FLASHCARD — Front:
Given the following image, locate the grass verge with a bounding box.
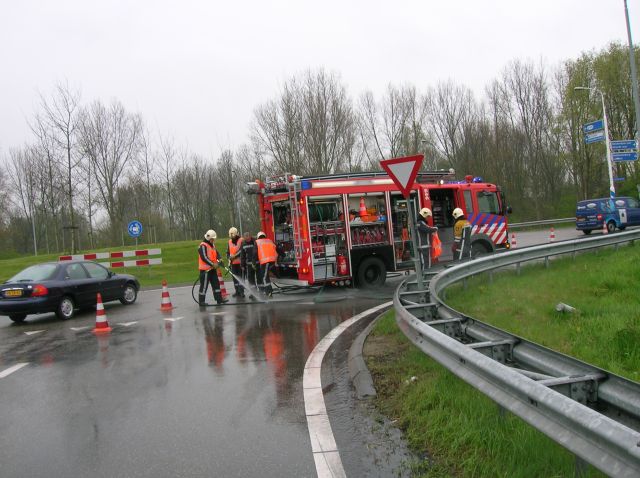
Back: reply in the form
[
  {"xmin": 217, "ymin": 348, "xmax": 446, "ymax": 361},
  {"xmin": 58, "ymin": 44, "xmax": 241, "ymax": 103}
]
[{"xmin": 365, "ymin": 244, "xmax": 639, "ymax": 476}]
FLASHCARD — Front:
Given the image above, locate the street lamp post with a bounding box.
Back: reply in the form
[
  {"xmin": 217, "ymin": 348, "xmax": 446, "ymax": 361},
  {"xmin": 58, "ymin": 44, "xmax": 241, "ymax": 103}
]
[
  {"xmin": 575, "ymin": 86, "xmax": 616, "ymax": 200},
  {"xmin": 624, "ymin": 0, "xmax": 640, "ymax": 145}
]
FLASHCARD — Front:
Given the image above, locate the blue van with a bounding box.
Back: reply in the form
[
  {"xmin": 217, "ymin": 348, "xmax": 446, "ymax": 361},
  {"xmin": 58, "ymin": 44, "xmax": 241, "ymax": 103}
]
[{"xmin": 576, "ymin": 197, "xmax": 640, "ymax": 234}]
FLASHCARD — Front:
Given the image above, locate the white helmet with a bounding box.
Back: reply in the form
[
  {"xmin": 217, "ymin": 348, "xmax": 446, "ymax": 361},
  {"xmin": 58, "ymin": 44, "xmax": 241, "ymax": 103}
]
[
  {"xmin": 256, "ymin": 231, "xmax": 266, "ymax": 239},
  {"xmin": 452, "ymin": 208, "xmax": 464, "ymax": 219},
  {"xmin": 204, "ymin": 229, "xmax": 217, "ymax": 240},
  {"xmin": 419, "ymin": 208, "xmax": 432, "ymax": 218},
  {"xmin": 228, "ymin": 227, "xmax": 238, "ymax": 237}
]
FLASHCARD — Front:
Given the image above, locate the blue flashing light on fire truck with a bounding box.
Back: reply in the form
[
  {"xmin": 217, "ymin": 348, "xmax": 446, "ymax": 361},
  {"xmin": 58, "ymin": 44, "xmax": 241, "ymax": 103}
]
[{"xmin": 246, "ymin": 161, "xmax": 511, "ymax": 288}]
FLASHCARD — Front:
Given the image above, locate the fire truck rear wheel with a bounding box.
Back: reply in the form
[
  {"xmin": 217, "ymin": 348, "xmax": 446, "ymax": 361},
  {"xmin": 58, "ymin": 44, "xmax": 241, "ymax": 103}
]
[{"xmin": 357, "ymin": 257, "xmax": 386, "ymax": 288}]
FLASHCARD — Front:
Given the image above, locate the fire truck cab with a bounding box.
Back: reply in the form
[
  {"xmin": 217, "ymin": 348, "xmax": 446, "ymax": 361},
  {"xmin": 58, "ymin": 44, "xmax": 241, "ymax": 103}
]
[{"xmin": 246, "ymin": 167, "xmax": 510, "ymax": 288}]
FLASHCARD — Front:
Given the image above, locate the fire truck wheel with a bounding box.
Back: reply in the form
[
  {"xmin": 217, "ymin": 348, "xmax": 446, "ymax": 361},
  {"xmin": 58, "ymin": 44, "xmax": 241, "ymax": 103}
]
[
  {"xmin": 357, "ymin": 256, "xmax": 386, "ymax": 288},
  {"xmin": 470, "ymin": 241, "xmax": 491, "ymax": 258}
]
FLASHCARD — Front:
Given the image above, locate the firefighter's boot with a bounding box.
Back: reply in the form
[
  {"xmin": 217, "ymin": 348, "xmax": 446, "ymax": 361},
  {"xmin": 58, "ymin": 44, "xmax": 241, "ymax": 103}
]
[
  {"xmin": 214, "ymin": 292, "xmax": 228, "ymax": 305},
  {"xmin": 198, "ymin": 293, "xmax": 207, "ymax": 307}
]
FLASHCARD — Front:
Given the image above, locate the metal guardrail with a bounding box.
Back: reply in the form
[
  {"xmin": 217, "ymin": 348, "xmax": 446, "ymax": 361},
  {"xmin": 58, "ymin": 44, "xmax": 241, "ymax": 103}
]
[
  {"xmin": 394, "ymin": 229, "xmax": 640, "ymax": 477},
  {"xmin": 509, "ymin": 217, "xmax": 575, "ymax": 229}
]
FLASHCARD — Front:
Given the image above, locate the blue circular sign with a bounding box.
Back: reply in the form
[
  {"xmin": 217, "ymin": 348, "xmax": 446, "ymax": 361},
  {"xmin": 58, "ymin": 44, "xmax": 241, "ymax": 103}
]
[{"xmin": 128, "ymin": 220, "xmax": 143, "ymax": 238}]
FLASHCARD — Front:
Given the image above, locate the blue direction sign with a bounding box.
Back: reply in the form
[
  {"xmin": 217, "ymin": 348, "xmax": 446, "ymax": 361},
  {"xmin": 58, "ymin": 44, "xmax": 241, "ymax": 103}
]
[
  {"xmin": 612, "ymin": 151, "xmax": 638, "ymax": 162},
  {"xmin": 583, "ymin": 119, "xmax": 604, "ymax": 134},
  {"xmin": 127, "ymin": 220, "xmax": 143, "ymax": 238},
  {"xmin": 585, "ymin": 130, "xmax": 605, "ymax": 144},
  {"xmin": 611, "ymin": 140, "xmax": 637, "ymax": 151}
]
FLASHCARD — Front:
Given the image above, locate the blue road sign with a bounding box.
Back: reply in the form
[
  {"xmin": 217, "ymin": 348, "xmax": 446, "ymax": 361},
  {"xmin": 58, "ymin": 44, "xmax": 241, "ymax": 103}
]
[
  {"xmin": 611, "ymin": 139, "xmax": 637, "ymax": 151},
  {"xmin": 583, "ymin": 119, "xmax": 604, "ymax": 133},
  {"xmin": 612, "ymin": 151, "xmax": 638, "ymax": 162},
  {"xmin": 584, "ymin": 130, "xmax": 605, "ymax": 144},
  {"xmin": 127, "ymin": 220, "xmax": 143, "ymax": 238},
  {"xmin": 614, "ymin": 177, "xmax": 626, "ymax": 182}
]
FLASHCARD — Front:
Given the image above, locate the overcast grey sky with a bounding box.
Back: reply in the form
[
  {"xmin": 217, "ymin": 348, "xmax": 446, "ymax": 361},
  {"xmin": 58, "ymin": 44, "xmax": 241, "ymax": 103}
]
[{"xmin": 1, "ymin": 0, "xmax": 638, "ymax": 159}]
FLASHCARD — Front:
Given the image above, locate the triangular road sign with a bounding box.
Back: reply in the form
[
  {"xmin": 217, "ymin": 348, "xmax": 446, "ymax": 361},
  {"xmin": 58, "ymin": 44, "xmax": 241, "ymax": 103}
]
[{"xmin": 380, "ymin": 154, "xmax": 424, "ymax": 199}]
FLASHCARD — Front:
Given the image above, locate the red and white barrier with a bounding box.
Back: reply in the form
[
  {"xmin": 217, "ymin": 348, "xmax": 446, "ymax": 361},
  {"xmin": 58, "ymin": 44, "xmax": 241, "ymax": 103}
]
[{"xmin": 59, "ymin": 249, "xmax": 162, "ymax": 268}]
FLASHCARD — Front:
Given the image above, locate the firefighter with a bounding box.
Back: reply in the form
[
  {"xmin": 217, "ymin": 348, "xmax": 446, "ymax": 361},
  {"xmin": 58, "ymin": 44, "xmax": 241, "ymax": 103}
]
[
  {"xmin": 226, "ymin": 227, "xmax": 244, "ymax": 298},
  {"xmin": 417, "ymin": 208, "xmax": 438, "ymax": 269},
  {"xmin": 255, "ymin": 231, "xmax": 277, "ymax": 298},
  {"xmin": 198, "ymin": 229, "xmax": 228, "ymax": 306},
  {"xmin": 241, "ymin": 231, "xmax": 258, "ymax": 293},
  {"xmin": 452, "ymin": 208, "xmax": 471, "ymax": 260}
]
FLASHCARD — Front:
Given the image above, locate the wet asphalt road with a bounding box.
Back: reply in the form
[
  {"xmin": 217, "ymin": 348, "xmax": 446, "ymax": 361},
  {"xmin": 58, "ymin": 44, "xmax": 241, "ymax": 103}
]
[
  {"xmin": 0, "ymin": 227, "xmax": 595, "ymax": 477},
  {"xmin": 0, "ymin": 279, "xmax": 399, "ymax": 478}
]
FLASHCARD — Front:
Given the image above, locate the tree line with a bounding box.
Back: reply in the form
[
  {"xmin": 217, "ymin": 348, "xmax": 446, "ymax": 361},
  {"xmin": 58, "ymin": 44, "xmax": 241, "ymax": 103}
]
[{"xmin": 1, "ymin": 42, "xmax": 638, "ymax": 257}]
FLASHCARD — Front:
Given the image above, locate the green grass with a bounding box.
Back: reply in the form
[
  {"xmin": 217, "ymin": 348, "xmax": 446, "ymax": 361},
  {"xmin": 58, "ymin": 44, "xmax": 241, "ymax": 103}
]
[
  {"xmin": 0, "ymin": 239, "xmax": 233, "ymax": 288},
  {"xmin": 366, "ymin": 311, "xmax": 606, "ymax": 477},
  {"xmin": 446, "ymin": 243, "xmax": 640, "ymax": 381},
  {"xmin": 366, "ymin": 245, "xmax": 639, "ymax": 476}
]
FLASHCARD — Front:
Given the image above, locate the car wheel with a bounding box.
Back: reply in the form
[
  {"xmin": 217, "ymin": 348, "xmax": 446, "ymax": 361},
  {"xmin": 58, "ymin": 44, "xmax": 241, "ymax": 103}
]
[
  {"xmin": 120, "ymin": 283, "xmax": 138, "ymax": 305},
  {"xmin": 582, "ymin": 230, "xmax": 592, "ymax": 235},
  {"xmin": 56, "ymin": 296, "xmax": 75, "ymax": 320},
  {"xmin": 607, "ymin": 221, "xmax": 616, "ymax": 234},
  {"xmin": 9, "ymin": 314, "xmax": 26, "ymax": 323},
  {"xmin": 357, "ymin": 256, "xmax": 386, "ymax": 288}
]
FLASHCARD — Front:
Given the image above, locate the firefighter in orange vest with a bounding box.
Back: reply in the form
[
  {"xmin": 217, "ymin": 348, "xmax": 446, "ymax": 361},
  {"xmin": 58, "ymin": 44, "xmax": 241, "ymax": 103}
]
[
  {"xmin": 198, "ymin": 229, "xmax": 228, "ymax": 306},
  {"xmin": 255, "ymin": 231, "xmax": 277, "ymax": 298},
  {"xmin": 226, "ymin": 227, "xmax": 244, "ymax": 298}
]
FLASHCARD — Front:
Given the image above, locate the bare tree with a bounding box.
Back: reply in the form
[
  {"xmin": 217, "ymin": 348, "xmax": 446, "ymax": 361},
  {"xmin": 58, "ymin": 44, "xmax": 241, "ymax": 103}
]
[
  {"xmin": 37, "ymin": 82, "xmax": 82, "ymax": 253},
  {"xmin": 425, "ymin": 80, "xmax": 476, "ymax": 169},
  {"xmin": 8, "ymin": 147, "xmax": 39, "ymax": 255},
  {"xmin": 79, "ymin": 100, "xmax": 143, "ymax": 241}
]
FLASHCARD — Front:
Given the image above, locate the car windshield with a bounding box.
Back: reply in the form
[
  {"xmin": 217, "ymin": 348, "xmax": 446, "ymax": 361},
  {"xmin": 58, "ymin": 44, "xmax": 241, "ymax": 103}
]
[{"xmin": 8, "ymin": 264, "xmax": 58, "ymax": 282}]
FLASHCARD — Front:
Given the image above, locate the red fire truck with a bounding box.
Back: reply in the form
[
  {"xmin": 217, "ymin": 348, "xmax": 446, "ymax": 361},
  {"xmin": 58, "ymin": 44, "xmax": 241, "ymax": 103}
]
[{"xmin": 246, "ymin": 163, "xmax": 511, "ymax": 287}]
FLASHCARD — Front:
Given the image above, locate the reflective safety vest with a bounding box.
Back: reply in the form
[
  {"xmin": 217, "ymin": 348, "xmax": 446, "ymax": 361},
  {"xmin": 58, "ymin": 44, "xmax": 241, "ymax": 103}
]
[
  {"xmin": 198, "ymin": 241, "xmax": 218, "ymax": 270},
  {"xmin": 228, "ymin": 238, "xmax": 243, "ymax": 265},
  {"xmin": 256, "ymin": 238, "xmax": 277, "ymax": 264}
]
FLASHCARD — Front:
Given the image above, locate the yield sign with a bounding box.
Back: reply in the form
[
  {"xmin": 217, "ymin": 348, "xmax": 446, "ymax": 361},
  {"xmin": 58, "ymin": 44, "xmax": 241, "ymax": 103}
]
[{"xmin": 380, "ymin": 154, "xmax": 424, "ymax": 199}]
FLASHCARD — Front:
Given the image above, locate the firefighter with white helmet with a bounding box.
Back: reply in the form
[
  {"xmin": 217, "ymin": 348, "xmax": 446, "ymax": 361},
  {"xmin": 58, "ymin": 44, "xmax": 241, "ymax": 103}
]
[
  {"xmin": 197, "ymin": 229, "xmax": 228, "ymax": 306},
  {"xmin": 226, "ymin": 226, "xmax": 245, "ymax": 298},
  {"xmin": 417, "ymin": 208, "xmax": 439, "ymax": 269},
  {"xmin": 255, "ymin": 231, "xmax": 277, "ymax": 297},
  {"xmin": 452, "ymin": 208, "xmax": 471, "ymax": 260}
]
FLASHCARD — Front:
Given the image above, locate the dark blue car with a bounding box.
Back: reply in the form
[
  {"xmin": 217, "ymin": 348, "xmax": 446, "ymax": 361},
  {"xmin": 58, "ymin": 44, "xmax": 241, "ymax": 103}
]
[
  {"xmin": 0, "ymin": 261, "xmax": 139, "ymax": 323},
  {"xmin": 576, "ymin": 196, "xmax": 640, "ymax": 234}
]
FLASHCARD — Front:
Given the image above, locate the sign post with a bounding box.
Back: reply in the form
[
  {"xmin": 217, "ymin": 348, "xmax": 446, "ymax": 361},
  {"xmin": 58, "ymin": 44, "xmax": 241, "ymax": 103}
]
[
  {"xmin": 380, "ymin": 154, "xmax": 425, "ymax": 293},
  {"xmin": 128, "ymin": 220, "xmax": 143, "ymax": 247}
]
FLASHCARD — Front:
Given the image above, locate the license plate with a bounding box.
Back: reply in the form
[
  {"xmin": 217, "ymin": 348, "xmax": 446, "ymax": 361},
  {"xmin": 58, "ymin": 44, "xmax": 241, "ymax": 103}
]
[
  {"xmin": 577, "ymin": 218, "xmax": 585, "ymax": 222},
  {"xmin": 5, "ymin": 290, "xmax": 23, "ymax": 297}
]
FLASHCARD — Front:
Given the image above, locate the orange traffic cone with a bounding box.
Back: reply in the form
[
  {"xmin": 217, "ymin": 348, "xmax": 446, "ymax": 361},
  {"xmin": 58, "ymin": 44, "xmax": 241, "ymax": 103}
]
[
  {"xmin": 359, "ymin": 197, "xmax": 367, "ymax": 217},
  {"xmin": 511, "ymin": 233, "xmax": 517, "ymax": 249},
  {"xmin": 93, "ymin": 293, "xmax": 112, "ymax": 333},
  {"xmin": 602, "ymin": 222, "xmax": 608, "ymax": 235},
  {"xmin": 549, "ymin": 227, "xmax": 555, "ymax": 243},
  {"xmin": 217, "ymin": 268, "xmax": 229, "ymax": 300},
  {"xmin": 160, "ymin": 279, "xmax": 174, "ymax": 311}
]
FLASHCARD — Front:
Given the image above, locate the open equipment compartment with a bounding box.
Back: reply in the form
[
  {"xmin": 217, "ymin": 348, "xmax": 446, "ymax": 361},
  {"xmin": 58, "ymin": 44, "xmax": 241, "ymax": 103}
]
[{"xmin": 308, "ymin": 198, "xmax": 346, "ymax": 280}]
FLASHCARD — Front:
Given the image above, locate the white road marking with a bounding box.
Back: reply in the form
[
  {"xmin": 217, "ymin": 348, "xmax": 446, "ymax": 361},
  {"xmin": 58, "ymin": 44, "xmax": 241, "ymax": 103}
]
[
  {"xmin": 117, "ymin": 321, "xmax": 138, "ymax": 327},
  {"xmin": 24, "ymin": 330, "xmax": 45, "ymax": 336},
  {"xmin": 0, "ymin": 362, "xmax": 29, "ymax": 378},
  {"xmin": 303, "ymin": 301, "xmax": 392, "ymax": 478},
  {"xmin": 209, "ymin": 312, "xmax": 226, "ymax": 316},
  {"xmin": 164, "ymin": 316, "xmax": 184, "ymax": 322},
  {"xmin": 70, "ymin": 326, "xmax": 91, "ymax": 331}
]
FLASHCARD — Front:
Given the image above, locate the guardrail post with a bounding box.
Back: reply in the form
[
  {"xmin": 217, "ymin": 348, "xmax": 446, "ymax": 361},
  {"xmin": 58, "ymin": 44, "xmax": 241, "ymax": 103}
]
[
  {"xmin": 488, "ymin": 271, "xmax": 494, "ymax": 284},
  {"xmin": 516, "ymin": 263, "xmax": 521, "ymax": 276},
  {"xmin": 463, "ymin": 278, "xmax": 468, "ymax": 290},
  {"xmin": 544, "ymin": 257, "xmax": 549, "ymax": 269}
]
